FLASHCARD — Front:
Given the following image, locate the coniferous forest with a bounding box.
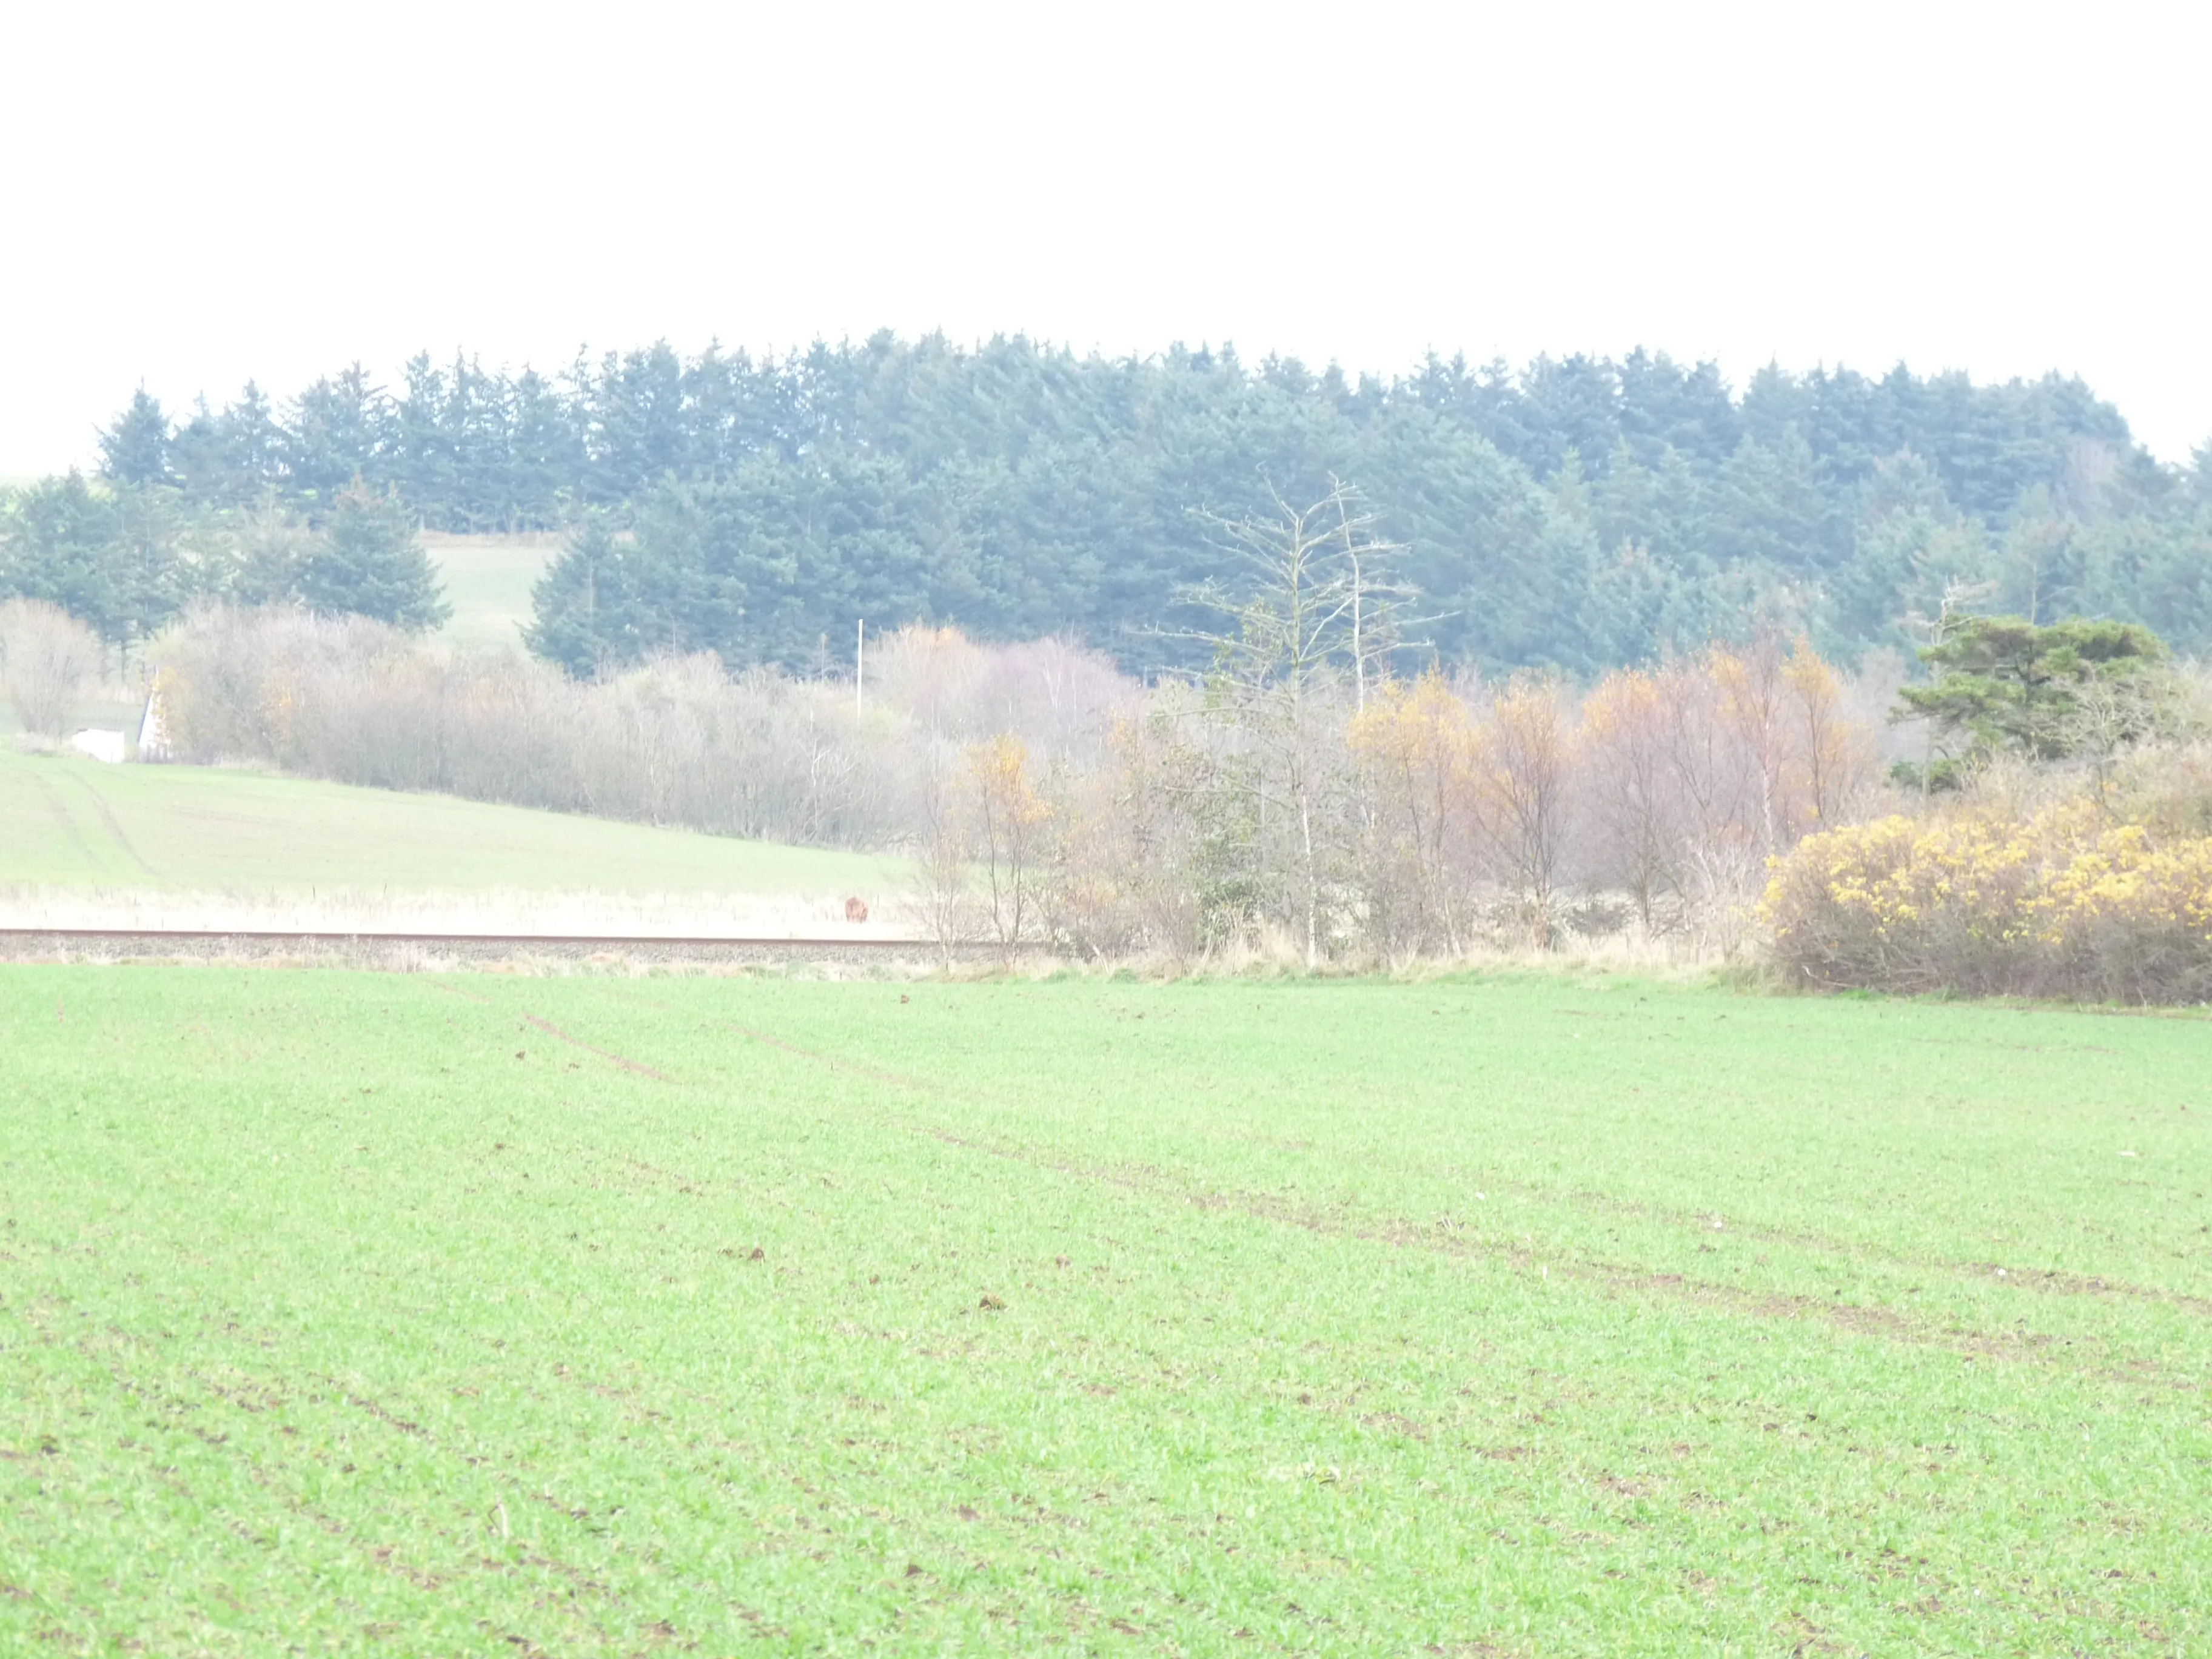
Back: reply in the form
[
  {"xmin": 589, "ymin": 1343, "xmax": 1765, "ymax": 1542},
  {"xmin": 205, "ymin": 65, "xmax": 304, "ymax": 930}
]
[{"xmin": 5, "ymin": 333, "xmax": 2209, "ymax": 674}]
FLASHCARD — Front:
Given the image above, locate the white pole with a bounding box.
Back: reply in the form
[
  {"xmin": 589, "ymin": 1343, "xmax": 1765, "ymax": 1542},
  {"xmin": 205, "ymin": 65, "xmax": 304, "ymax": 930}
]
[{"xmin": 855, "ymin": 618, "xmax": 865, "ymax": 717}]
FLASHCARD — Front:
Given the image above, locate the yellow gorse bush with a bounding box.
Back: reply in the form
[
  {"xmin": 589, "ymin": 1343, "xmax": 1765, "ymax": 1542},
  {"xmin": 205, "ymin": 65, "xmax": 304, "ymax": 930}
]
[{"xmin": 1764, "ymin": 799, "xmax": 2212, "ymax": 1001}]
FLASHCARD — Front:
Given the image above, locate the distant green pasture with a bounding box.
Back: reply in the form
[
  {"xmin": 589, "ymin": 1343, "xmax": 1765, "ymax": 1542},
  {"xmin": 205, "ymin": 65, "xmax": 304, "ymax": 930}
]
[
  {"xmin": 2, "ymin": 971, "xmax": 2205, "ymax": 1654},
  {"xmin": 422, "ymin": 533, "xmax": 560, "ymax": 654},
  {"xmin": 0, "ymin": 748, "xmax": 890, "ymax": 894}
]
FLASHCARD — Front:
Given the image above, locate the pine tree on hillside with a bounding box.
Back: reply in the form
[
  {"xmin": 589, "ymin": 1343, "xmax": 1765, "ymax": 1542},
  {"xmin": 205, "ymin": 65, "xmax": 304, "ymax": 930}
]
[
  {"xmin": 1, "ymin": 473, "xmax": 130, "ymax": 648},
  {"xmin": 98, "ymin": 389, "xmax": 173, "ymax": 487},
  {"xmin": 524, "ymin": 514, "xmax": 641, "ymax": 674},
  {"xmin": 289, "ymin": 366, "xmax": 389, "ymax": 506},
  {"xmin": 225, "ymin": 493, "xmax": 314, "ymax": 608},
  {"xmin": 297, "ymin": 480, "xmax": 449, "ymax": 631}
]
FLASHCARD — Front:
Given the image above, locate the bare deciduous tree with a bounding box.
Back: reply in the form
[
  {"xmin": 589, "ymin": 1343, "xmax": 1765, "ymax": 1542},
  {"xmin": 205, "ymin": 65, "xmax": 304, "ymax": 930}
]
[
  {"xmin": 966, "ymin": 732, "xmax": 1051, "ymax": 957},
  {"xmin": 1580, "ymin": 666, "xmax": 1676, "ymax": 931},
  {"xmin": 911, "ymin": 739, "xmax": 977, "ymax": 968},
  {"xmin": 0, "ymin": 598, "xmax": 103, "ymax": 740},
  {"xmin": 1478, "ymin": 674, "xmax": 1577, "ymax": 945},
  {"xmin": 1041, "ymin": 696, "xmax": 1218, "ymax": 960},
  {"xmin": 1177, "ymin": 481, "xmax": 1407, "ymax": 967},
  {"xmin": 1782, "ymin": 635, "xmax": 1875, "ymax": 830},
  {"xmin": 1349, "ymin": 671, "xmax": 1485, "ymax": 953},
  {"xmin": 1709, "ymin": 634, "xmax": 1791, "ymax": 856}
]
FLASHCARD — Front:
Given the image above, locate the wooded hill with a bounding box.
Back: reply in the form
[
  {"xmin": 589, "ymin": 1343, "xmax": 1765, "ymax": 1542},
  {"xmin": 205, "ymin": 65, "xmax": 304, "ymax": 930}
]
[{"xmin": 15, "ymin": 335, "xmax": 2212, "ymax": 674}]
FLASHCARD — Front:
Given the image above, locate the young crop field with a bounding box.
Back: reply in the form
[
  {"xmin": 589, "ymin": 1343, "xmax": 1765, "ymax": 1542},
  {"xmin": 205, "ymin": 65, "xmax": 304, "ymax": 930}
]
[
  {"xmin": 0, "ymin": 748, "xmax": 891, "ymax": 897},
  {"xmin": 1, "ymin": 967, "xmax": 2206, "ymax": 1655}
]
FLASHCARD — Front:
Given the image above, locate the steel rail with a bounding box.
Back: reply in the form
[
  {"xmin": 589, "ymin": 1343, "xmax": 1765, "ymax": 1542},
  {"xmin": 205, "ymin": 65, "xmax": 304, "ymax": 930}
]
[{"xmin": 0, "ymin": 927, "xmax": 940, "ymax": 948}]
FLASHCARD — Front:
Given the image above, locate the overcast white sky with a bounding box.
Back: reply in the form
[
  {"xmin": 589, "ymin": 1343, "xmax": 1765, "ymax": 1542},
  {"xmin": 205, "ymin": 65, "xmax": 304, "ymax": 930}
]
[{"xmin": 2, "ymin": 0, "xmax": 2206, "ymax": 476}]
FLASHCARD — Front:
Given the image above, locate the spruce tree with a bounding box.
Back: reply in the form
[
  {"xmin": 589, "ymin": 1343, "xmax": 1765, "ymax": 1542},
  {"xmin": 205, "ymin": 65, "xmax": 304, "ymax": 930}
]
[
  {"xmin": 524, "ymin": 514, "xmax": 639, "ymax": 674},
  {"xmin": 297, "ymin": 480, "xmax": 449, "ymax": 631},
  {"xmin": 98, "ymin": 389, "xmax": 173, "ymax": 487},
  {"xmin": 0, "ymin": 472, "xmax": 130, "ymax": 646}
]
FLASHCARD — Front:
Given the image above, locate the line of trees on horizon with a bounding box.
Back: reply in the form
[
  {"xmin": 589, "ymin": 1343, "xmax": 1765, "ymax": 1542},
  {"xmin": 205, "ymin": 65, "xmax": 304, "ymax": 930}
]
[{"xmin": 4, "ymin": 333, "xmax": 2210, "ymax": 677}]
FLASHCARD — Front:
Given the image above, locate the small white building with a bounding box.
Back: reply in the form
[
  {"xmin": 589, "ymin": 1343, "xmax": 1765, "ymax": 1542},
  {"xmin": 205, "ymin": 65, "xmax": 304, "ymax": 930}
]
[
  {"xmin": 70, "ymin": 728, "xmax": 126, "ymax": 763},
  {"xmin": 137, "ymin": 686, "xmax": 172, "ymax": 762}
]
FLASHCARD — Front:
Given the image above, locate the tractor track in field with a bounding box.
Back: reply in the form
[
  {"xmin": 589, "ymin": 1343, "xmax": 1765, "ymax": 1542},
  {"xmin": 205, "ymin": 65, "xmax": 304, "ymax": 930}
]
[
  {"xmin": 61, "ymin": 773, "xmax": 160, "ymax": 879},
  {"xmin": 923, "ymin": 1125, "xmax": 2207, "ymax": 1384},
  {"xmin": 424, "ymin": 982, "xmax": 707, "ymax": 1082},
  {"xmin": 19, "ymin": 770, "xmax": 104, "ymax": 871},
  {"xmin": 360, "ymin": 982, "xmax": 2212, "ymax": 1385},
  {"xmin": 521, "ymin": 1014, "xmax": 675, "ymax": 1081},
  {"xmin": 585, "ymin": 1001, "xmax": 2208, "ymax": 1382}
]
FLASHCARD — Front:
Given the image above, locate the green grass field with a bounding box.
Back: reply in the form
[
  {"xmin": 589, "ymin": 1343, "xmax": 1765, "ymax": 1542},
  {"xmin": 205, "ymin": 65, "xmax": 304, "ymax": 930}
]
[
  {"xmin": 0, "ymin": 748, "xmax": 890, "ymax": 896},
  {"xmin": 422, "ymin": 534, "xmax": 560, "ymax": 654},
  {"xmin": 2, "ymin": 968, "xmax": 2205, "ymax": 1654}
]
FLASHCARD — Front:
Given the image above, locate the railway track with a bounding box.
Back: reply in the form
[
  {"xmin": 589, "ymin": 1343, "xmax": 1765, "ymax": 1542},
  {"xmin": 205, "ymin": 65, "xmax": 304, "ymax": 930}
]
[{"xmin": 0, "ymin": 928, "xmax": 1002, "ymax": 965}]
